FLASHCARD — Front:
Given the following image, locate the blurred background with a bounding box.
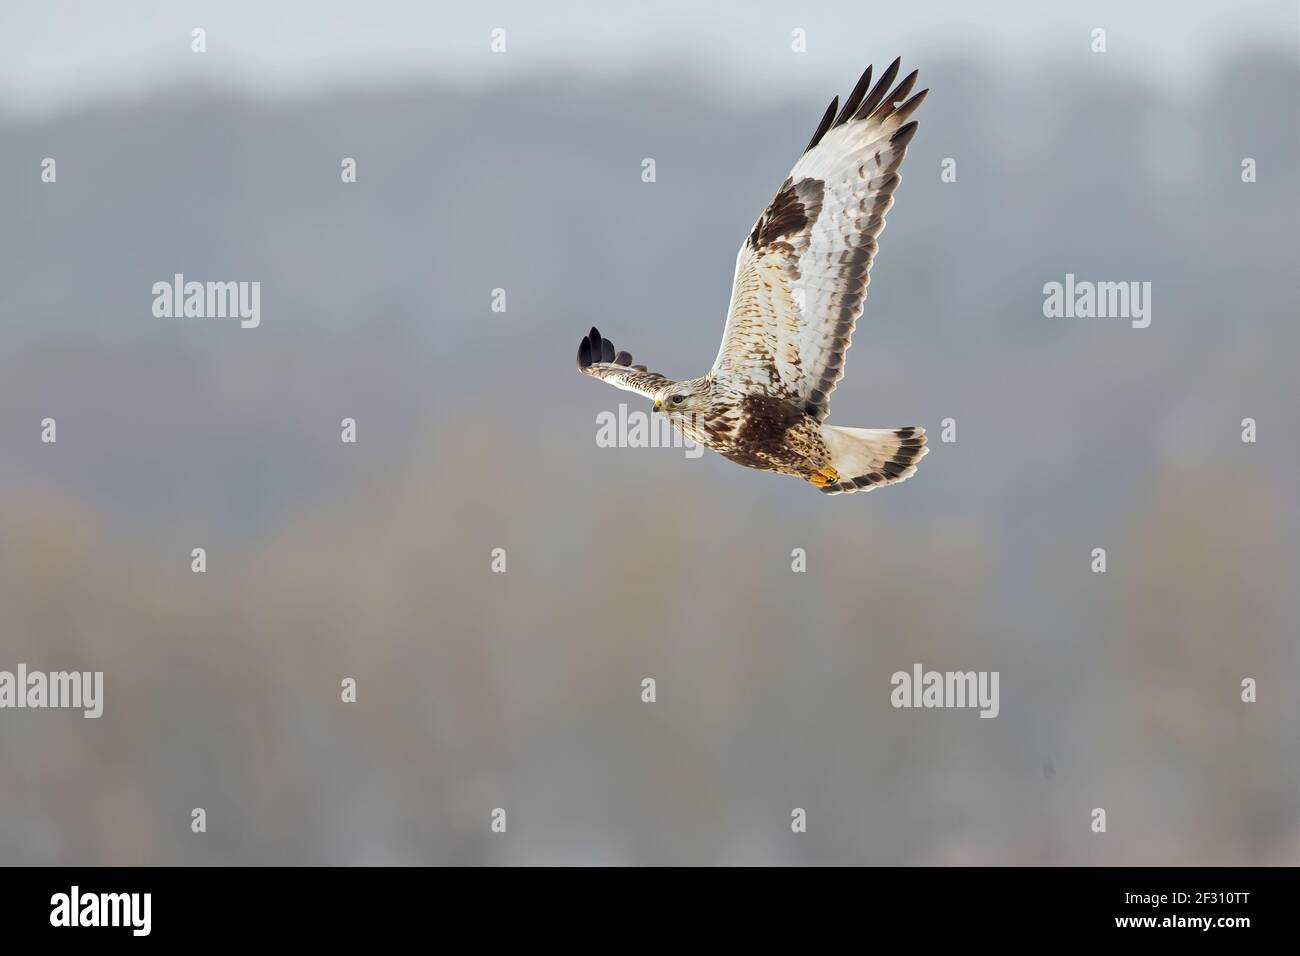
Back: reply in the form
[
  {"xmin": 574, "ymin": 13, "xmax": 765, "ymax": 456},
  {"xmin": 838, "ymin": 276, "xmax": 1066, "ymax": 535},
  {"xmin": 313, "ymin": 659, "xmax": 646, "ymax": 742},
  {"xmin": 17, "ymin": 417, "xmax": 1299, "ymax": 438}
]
[{"xmin": 0, "ymin": 1, "xmax": 1296, "ymax": 865}]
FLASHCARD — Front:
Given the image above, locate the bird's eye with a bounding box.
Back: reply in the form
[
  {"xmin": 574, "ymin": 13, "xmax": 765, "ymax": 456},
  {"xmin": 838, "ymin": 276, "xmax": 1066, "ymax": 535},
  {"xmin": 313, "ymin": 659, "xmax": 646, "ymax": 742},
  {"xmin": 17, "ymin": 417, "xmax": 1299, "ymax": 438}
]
[{"xmin": 669, "ymin": 394, "xmax": 684, "ymax": 405}]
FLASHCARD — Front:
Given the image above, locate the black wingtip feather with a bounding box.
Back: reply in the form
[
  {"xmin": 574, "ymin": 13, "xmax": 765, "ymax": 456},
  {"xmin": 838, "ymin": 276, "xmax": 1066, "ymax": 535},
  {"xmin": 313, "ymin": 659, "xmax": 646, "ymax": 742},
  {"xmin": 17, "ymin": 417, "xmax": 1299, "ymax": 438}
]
[
  {"xmin": 833, "ymin": 65, "xmax": 872, "ymax": 127},
  {"xmin": 578, "ymin": 328, "xmax": 640, "ymax": 370},
  {"xmin": 892, "ymin": 88, "xmax": 929, "ymax": 127},
  {"xmin": 855, "ymin": 56, "xmax": 902, "ymax": 121},
  {"xmin": 890, "ymin": 120, "xmax": 919, "ymax": 148},
  {"xmin": 809, "ymin": 60, "xmax": 926, "ymax": 156},
  {"xmin": 892, "ymin": 69, "xmax": 919, "ymax": 102},
  {"xmin": 804, "ymin": 96, "xmax": 838, "ymax": 154}
]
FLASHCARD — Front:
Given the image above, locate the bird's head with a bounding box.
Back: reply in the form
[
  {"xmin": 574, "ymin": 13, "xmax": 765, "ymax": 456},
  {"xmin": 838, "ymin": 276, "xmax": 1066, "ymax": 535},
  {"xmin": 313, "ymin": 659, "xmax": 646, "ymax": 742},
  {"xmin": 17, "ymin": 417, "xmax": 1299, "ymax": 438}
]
[{"xmin": 653, "ymin": 380, "xmax": 708, "ymax": 418}]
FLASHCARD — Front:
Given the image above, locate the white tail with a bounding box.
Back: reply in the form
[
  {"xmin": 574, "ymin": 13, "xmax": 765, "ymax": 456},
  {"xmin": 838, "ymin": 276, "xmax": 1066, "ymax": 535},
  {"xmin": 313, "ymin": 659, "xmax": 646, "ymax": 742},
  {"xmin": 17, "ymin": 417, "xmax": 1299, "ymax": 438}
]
[{"xmin": 817, "ymin": 425, "xmax": 928, "ymax": 495}]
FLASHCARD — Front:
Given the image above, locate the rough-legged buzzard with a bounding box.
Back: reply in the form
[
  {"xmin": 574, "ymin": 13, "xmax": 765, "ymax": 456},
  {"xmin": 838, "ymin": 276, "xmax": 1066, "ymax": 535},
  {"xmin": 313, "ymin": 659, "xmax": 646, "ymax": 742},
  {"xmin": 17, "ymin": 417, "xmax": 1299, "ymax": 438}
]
[{"xmin": 577, "ymin": 59, "xmax": 929, "ymax": 495}]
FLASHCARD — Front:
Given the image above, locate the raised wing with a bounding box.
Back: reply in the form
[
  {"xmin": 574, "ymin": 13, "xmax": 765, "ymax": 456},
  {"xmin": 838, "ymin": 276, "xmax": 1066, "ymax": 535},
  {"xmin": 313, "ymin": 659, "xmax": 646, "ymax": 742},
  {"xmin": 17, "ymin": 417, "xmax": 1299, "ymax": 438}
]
[
  {"xmin": 576, "ymin": 326, "xmax": 674, "ymax": 399},
  {"xmin": 711, "ymin": 59, "xmax": 925, "ymax": 421}
]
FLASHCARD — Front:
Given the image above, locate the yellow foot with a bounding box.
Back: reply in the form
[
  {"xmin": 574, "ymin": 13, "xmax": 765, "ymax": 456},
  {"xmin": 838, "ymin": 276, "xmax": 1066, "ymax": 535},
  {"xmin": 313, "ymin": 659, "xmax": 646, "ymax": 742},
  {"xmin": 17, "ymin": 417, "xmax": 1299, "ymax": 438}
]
[{"xmin": 807, "ymin": 466, "xmax": 839, "ymax": 487}]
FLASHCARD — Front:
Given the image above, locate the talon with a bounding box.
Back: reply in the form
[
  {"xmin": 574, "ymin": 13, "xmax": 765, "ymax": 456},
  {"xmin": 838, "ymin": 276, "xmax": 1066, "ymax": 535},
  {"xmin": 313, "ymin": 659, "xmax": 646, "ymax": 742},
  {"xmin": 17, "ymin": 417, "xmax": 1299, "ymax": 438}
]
[{"xmin": 808, "ymin": 468, "xmax": 836, "ymax": 487}]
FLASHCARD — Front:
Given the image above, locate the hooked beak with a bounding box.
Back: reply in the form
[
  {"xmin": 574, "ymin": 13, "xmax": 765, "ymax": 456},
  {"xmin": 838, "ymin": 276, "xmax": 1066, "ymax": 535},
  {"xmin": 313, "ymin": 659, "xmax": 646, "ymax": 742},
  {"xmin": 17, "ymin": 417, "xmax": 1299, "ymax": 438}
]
[{"xmin": 653, "ymin": 399, "xmax": 662, "ymax": 412}]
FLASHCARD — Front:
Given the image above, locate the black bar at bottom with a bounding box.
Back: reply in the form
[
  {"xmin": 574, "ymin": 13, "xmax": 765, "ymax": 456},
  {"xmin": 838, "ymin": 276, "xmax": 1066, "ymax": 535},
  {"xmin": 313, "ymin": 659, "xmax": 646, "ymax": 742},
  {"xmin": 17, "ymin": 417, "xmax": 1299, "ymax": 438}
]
[{"xmin": 0, "ymin": 866, "xmax": 1287, "ymax": 940}]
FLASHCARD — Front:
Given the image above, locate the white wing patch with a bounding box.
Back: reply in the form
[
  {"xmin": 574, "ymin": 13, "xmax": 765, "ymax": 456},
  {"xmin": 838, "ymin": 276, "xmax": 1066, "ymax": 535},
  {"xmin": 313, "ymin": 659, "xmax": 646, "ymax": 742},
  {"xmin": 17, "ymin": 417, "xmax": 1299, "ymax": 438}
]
[{"xmin": 711, "ymin": 59, "xmax": 926, "ymax": 422}]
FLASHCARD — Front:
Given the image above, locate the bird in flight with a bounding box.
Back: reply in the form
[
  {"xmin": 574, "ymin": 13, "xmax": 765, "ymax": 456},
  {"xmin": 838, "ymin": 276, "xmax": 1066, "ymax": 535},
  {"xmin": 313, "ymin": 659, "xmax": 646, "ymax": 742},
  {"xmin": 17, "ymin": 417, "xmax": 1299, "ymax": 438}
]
[{"xmin": 577, "ymin": 59, "xmax": 928, "ymax": 494}]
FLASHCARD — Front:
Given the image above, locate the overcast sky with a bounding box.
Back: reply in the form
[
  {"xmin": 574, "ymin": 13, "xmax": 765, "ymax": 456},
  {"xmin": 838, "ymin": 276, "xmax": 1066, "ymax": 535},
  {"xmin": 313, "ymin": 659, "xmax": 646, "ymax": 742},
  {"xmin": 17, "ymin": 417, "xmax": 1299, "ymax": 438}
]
[{"xmin": 1, "ymin": 0, "xmax": 1295, "ymax": 114}]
